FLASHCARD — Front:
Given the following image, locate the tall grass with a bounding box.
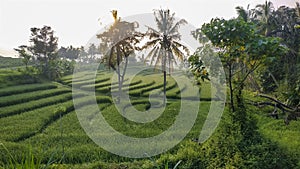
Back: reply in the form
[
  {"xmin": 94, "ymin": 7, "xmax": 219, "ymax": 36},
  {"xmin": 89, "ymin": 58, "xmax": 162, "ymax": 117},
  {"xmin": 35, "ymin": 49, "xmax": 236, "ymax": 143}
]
[
  {"xmin": 0, "ymin": 142, "xmax": 67, "ymax": 169},
  {"xmin": 0, "ymin": 143, "xmax": 44, "ymax": 169}
]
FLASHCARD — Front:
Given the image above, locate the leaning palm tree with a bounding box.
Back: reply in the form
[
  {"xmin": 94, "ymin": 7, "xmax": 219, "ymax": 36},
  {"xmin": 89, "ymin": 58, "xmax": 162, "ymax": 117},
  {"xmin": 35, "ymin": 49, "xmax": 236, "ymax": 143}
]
[
  {"xmin": 142, "ymin": 9, "xmax": 190, "ymax": 104},
  {"xmin": 235, "ymin": 4, "xmax": 255, "ymax": 22},
  {"xmin": 97, "ymin": 10, "xmax": 142, "ymax": 102},
  {"xmin": 254, "ymin": 1, "xmax": 275, "ymax": 36}
]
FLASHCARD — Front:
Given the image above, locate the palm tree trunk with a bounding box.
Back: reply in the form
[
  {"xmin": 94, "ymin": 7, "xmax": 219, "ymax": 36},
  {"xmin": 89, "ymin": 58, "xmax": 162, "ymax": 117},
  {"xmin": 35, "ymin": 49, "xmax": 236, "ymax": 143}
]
[
  {"xmin": 116, "ymin": 47, "xmax": 121, "ymax": 103},
  {"xmin": 168, "ymin": 54, "xmax": 171, "ymax": 75},
  {"xmin": 121, "ymin": 56, "xmax": 129, "ymax": 85},
  {"xmin": 163, "ymin": 51, "xmax": 167, "ymax": 105},
  {"xmin": 164, "ymin": 70, "xmax": 166, "ymax": 103}
]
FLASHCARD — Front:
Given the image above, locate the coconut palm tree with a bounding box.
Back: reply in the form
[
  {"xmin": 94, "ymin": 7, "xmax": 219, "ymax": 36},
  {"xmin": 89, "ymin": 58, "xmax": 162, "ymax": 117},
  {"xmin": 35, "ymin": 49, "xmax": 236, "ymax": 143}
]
[
  {"xmin": 235, "ymin": 4, "xmax": 255, "ymax": 22},
  {"xmin": 97, "ymin": 10, "xmax": 142, "ymax": 102},
  {"xmin": 254, "ymin": 1, "xmax": 275, "ymax": 36},
  {"xmin": 142, "ymin": 9, "xmax": 189, "ymax": 104}
]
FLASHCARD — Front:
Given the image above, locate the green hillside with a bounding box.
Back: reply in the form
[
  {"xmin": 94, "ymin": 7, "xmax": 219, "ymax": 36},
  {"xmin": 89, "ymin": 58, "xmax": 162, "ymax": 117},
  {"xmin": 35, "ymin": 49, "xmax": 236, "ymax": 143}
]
[
  {"xmin": 0, "ymin": 69, "xmax": 210, "ymax": 168},
  {"xmin": 0, "ymin": 69, "xmax": 299, "ymax": 169}
]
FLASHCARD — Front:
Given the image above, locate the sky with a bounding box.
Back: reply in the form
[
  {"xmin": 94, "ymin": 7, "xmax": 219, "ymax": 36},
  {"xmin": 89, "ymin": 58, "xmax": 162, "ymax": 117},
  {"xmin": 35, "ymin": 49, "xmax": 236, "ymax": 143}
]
[{"xmin": 0, "ymin": 0, "xmax": 297, "ymax": 57}]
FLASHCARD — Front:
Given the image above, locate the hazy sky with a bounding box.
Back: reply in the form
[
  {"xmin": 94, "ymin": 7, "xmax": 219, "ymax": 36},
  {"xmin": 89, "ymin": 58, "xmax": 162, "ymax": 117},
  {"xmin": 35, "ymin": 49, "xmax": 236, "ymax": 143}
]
[{"xmin": 0, "ymin": 0, "xmax": 297, "ymax": 54}]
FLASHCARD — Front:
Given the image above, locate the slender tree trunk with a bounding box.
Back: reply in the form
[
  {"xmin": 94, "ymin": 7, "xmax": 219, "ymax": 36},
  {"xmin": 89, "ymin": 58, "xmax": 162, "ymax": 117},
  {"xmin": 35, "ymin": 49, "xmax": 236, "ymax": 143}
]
[
  {"xmin": 228, "ymin": 63, "xmax": 235, "ymax": 112},
  {"xmin": 168, "ymin": 54, "xmax": 171, "ymax": 75},
  {"xmin": 162, "ymin": 12, "xmax": 167, "ymax": 105},
  {"xmin": 116, "ymin": 47, "xmax": 121, "ymax": 103},
  {"xmin": 44, "ymin": 52, "xmax": 49, "ymax": 79},
  {"xmin": 121, "ymin": 56, "xmax": 129, "ymax": 85},
  {"xmin": 163, "ymin": 51, "xmax": 167, "ymax": 105},
  {"xmin": 163, "ymin": 71, "xmax": 166, "ymax": 105}
]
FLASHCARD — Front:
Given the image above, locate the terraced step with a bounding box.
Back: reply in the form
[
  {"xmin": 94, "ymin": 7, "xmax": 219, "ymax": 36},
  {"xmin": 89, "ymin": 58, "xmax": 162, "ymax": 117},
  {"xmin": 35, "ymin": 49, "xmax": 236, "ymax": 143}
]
[
  {"xmin": 109, "ymin": 80, "xmax": 143, "ymax": 93},
  {"xmin": 79, "ymin": 78, "xmax": 129, "ymax": 91},
  {"xmin": 0, "ymin": 95, "xmax": 112, "ymax": 142},
  {"xmin": 62, "ymin": 71, "xmax": 112, "ymax": 85},
  {"xmin": 129, "ymin": 81, "xmax": 164, "ymax": 97},
  {"xmin": 127, "ymin": 80, "xmax": 155, "ymax": 91},
  {"xmin": 95, "ymin": 79, "xmax": 129, "ymax": 94},
  {"xmin": 166, "ymin": 84, "xmax": 186, "ymax": 99},
  {"xmin": 71, "ymin": 77, "xmax": 111, "ymax": 87},
  {"xmin": 60, "ymin": 72, "xmax": 92, "ymax": 84},
  {"xmin": 142, "ymin": 80, "xmax": 177, "ymax": 96},
  {"xmin": 39, "ymin": 103, "xmax": 111, "ymax": 137},
  {"xmin": 0, "ymin": 100, "xmax": 75, "ymax": 141},
  {"xmin": 0, "ymin": 92, "xmax": 73, "ymax": 118},
  {"xmin": 0, "ymin": 83, "xmax": 57, "ymax": 97},
  {"xmin": 0, "ymin": 88, "xmax": 71, "ymax": 107}
]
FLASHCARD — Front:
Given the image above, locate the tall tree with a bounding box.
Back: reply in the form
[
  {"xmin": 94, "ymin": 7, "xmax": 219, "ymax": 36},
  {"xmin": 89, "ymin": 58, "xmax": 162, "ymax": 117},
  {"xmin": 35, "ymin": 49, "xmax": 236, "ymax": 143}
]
[
  {"xmin": 201, "ymin": 18, "xmax": 285, "ymax": 113},
  {"xmin": 235, "ymin": 4, "xmax": 255, "ymax": 22},
  {"xmin": 28, "ymin": 26, "xmax": 58, "ymax": 78},
  {"xmin": 97, "ymin": 10, "xmax": 142, "ymax": 102},
  {"xmin": 142, "ymin": 9, "xmax": 189, "ymax": 104},
  {"xmin": 254, "ymin": 1, "xmax": 275, "ymax": 36}
]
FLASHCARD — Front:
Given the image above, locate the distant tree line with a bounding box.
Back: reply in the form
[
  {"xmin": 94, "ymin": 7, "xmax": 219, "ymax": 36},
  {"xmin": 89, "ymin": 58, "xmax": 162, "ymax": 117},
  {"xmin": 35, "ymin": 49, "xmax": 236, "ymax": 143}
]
[{"xmin": 15, "ymin": 26, "xmax": 103, "ymax": 80}]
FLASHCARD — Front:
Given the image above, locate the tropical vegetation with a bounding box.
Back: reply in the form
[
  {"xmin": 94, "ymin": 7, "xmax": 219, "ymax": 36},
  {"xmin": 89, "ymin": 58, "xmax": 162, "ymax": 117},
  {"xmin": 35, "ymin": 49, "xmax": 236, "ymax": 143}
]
[{"xmin": 0, "ymin": 1, "xmax": 299, "ymax": 168}]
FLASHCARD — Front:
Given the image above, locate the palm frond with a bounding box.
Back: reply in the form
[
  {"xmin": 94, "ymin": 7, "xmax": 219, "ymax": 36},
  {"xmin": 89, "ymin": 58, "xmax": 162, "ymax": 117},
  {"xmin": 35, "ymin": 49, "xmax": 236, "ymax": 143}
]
[
  {"xmin": 168, "ymin": 19, "xmax": 187, "ymax": 36},
  {"xmin": 154, "ymin": 48, "xmax": 163, "ymax": 69},
  {"xmin": 145, "ymin": 25, "xmax": 161, "ymax": 35},
  {"xmin": 154, "ymin": 9, "xmax": 165, "ymax": 32},
  {"xmin": 166, "ymin": 12, "xmax": 176, "ymax": 32},
  {"xmin": 145, "ymin": 46, "xmax": 161, "ymax": 66},
  {"xmin": 170, "ymin": 53, "xmax": 176, "ymax": 72},
  {"xmin": 145, "ymin": 46, "xmax": 158, "ymax": 62},
  {"xmin": 155, "ymin": 16, "xmax": 164, "ymax": 32},
  {"xmin": 168, "ymin": 33, "xmax": 182, "ymax": 40},
  {"xmin": 143, "ymin": 9, "xmax": 189, "ymax": 74},
  {"xmin": 172, "ymin": 40, "xmax": 190, "ymax": 56},
  {"xmin": 168, "ymin": 51, "xmax": 178, "ymax": 67},
  {"xmin": 236, "ymin": 6, "xmax": 248, "ymax": 21},
  {"xmin": 142, "ymin": 38, "xmax": 161, "ymax": 50},
  {"xmin": 171, "ymin": 44, "xmax": 185, "ymax": 61}
]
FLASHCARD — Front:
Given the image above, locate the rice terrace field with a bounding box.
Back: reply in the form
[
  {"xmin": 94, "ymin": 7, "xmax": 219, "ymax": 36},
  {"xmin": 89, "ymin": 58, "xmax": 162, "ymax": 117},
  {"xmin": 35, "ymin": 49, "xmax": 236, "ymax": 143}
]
[
  {"xmin": 0, "ymin": 62, "xmax": 300, "ymax": 168},
  {"xmin": 1, "ymin": 0, "xmax": 300, "ymax": 168},
  {"xmin": 0, "ymin": 65, "xmax": 214, "ymax": 168},
  {"xmin": 0, "ymin": 65, "xmax": 215, "ymax": 169}
]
